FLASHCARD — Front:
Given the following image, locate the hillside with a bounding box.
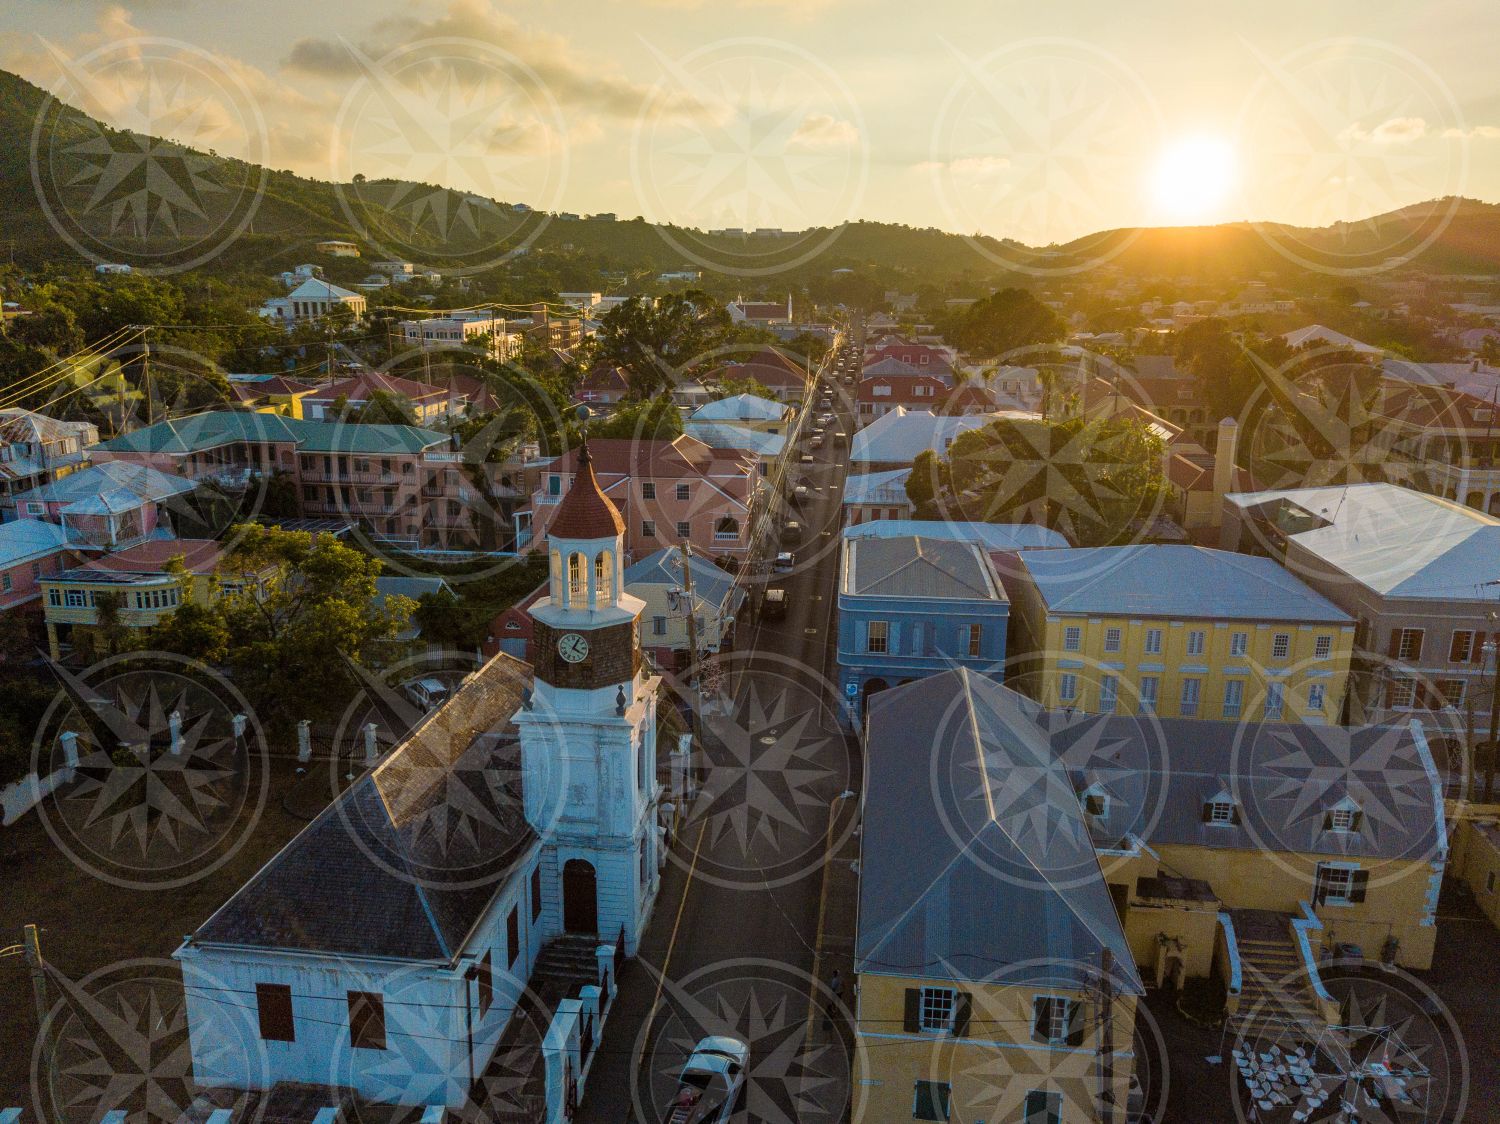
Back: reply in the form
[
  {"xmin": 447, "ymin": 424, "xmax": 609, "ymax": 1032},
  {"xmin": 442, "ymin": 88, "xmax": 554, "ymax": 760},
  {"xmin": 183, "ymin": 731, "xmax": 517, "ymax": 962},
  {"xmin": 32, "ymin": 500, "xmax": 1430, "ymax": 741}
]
[{"xmin": 6, "ymin": 66, "xmax": 1500, "ymax": 285}]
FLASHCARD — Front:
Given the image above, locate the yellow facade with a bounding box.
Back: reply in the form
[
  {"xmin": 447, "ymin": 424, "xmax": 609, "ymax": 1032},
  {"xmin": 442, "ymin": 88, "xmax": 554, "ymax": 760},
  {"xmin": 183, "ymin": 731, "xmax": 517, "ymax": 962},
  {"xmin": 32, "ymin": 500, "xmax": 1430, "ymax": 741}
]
[
  {"xmin": 853, "ymin": 971, "xmax": 1138, "ymax": 1124},
  {"xmin": 1011, "ymin": 598, "xmax": 1356, "ymax": 725},
  {"xmin": 1450, "ymin": 815, "xmax": 1500, "ymax": 931}
]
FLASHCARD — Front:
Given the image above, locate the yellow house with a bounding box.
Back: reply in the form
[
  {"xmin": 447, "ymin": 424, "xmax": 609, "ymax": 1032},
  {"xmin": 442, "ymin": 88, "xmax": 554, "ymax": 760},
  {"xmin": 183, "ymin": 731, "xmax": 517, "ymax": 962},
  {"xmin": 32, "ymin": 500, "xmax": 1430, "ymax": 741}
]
[
  {"xmin": 1449, "ymin": 814, "xmax": 1500, "ymax": 931},
  {"xmin": 41, "ymin": 539, "xmax": 236, "ymax": 659},
  {"xmin": 1008, "ymin": 545, "xmax": 1356, "ymax": 724},
  {"xmin": 228, "ymin": 375, "xmax": 316, "ymax": 419},
  {"xmin": 857, "ymin": 670, "xmax": 1147, "ymax": 1124}
]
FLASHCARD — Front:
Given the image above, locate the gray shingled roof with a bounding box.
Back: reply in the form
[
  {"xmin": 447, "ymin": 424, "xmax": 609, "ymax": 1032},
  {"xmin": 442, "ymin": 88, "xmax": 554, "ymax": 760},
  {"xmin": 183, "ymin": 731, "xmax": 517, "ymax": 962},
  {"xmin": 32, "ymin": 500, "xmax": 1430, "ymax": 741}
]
[
  {"xmin": 191, "ymin": 655, "xmax": 535, "ymax": 961},
  {"xmin": 844, "ymin": 536, "xmax": 1004, "ymax": 601},
  {"xmin": 1020, "ymin": 545, "xmax": 1352, "ymax": 622},
  {"xmin": 1066, "ymin": 712, "xmax": 1443, "ymax": 865},
  {"xmin": 858, "ymin": 670, "xmax": 1141, "ymax": 991}
]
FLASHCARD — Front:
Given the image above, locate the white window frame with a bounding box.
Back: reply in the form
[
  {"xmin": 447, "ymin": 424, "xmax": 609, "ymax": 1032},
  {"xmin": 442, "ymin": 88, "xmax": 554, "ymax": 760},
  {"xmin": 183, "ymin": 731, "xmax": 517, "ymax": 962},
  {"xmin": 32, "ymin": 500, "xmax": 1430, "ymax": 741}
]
[
  {"xmin": 1315, "ymin": 861, "xmax": 1359, "ymax": 904},
  {"xmin": 1103, "ymin": 627, "xmax": 1122, "ymax": 653},
  {"xmin": 1180, "ymin": 677, "xmax": 1201, "ymax": 717},
  {"xmin": 1186, "ymin": 630, "xmax": 1206, "ymax": 656},
  {"xmin": 1209, "ymin": 800, "xmax": 1236, "ymax": 825},
  {"xmin": 1139, "ymin": 675, "xmax": 1158, "ymax": 713},
  {"xmin": 1230, "ymin": 631, "xmax": 1248, "ymax": 657},
  {"xmin": 1307, "ymin": 682, "xmax": 1326, "ymax": 712},
  {"xmin": 1315, "ymin": 634, "xmax": 1334, "ymax": 660},
  {"xmin": 1222, "ymin": 679, "xmax": 1244, "ymax": 719},
  {"xmin": 1263, "ymin": 681, "xmax": 1285, "ymax": 719},
  {"xmin": 1031, "ymin": 995, "xmax": 1077, "ymax": 1046},
  {"xmin": 1062, "ymin": 625, "xmax": 1082, "ymax": 652},
  {"xmin": 1144, "ymin": 628, "xmax": 1163, "ymax": 655},
  {"xmin": 1271, "ymin": 633, "xmax": 1291, "ymax": 660},
  {"xmin": 1058, "ymin": 673, "xmax": 1078, "ymax": 703},
  {"xmin": 918, "ymin": 986, "xmax": 956, "ymax": 1034},
  {"xmin": 1100, "ymin": 675, "xmax": 1119, "ymax": 713}
]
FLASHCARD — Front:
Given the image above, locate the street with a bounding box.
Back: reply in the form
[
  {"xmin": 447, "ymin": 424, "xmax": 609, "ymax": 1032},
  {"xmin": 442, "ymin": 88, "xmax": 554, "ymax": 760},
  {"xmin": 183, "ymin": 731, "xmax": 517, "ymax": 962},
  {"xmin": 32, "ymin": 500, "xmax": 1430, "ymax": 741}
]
[{"xmin": 576, "ymin": 337, "xmax": 864, "ymax": 1124}]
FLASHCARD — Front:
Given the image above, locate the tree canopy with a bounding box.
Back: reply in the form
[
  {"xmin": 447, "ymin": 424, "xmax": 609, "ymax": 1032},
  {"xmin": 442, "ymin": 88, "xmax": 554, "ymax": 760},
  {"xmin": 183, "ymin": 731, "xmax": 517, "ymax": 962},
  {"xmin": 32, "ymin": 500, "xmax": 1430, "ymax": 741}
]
[{"xmin": 593, "ymin": 293, "xmax": 731, "ymax": 398}]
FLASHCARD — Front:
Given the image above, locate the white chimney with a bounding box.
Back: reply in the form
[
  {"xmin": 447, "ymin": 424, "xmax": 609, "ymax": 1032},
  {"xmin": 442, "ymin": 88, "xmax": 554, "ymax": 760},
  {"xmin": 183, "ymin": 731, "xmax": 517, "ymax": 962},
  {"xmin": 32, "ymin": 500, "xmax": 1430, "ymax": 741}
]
[{"xmin": 1212, "ymin": 417, "xmax": 1239, "ymax": 526}]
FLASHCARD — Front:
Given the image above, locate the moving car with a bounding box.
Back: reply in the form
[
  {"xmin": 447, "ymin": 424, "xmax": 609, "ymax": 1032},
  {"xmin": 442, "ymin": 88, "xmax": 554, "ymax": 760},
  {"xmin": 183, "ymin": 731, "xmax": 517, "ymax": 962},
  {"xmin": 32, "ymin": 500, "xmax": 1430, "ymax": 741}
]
[
  {"xmin": 666, "ymin": 1036, "xmax": 750, "ymax": 1124},
  {"xmin": 772, "ymin": 551, "xmax": 795, "ymax": 574},
  {"xmin": 780, "ymin": 520, "xmax": 802, "ymax": 543},
  {"xmin": 762, "ymin": 587, "xmax": 787, "ymax": 620}
]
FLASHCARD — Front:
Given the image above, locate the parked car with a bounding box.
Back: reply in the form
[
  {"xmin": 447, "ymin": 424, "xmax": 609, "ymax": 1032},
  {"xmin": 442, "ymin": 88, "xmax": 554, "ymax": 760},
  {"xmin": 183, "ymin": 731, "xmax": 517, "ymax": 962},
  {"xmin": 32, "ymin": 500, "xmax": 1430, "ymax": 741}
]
[
  {"xmin": 780, "ymin": 520, "xmax": 802, "ymax": 543},
  {"xmin": 665, "ymin": 1036, "xmax": 750, "ymax": 1124},
  {"xmin": 404, "ymin": 677, "xmax": 450, "ymax": 710},
  {"xmin": 772, "ymin": 551, "xmax": 795, "ymax": 574}
]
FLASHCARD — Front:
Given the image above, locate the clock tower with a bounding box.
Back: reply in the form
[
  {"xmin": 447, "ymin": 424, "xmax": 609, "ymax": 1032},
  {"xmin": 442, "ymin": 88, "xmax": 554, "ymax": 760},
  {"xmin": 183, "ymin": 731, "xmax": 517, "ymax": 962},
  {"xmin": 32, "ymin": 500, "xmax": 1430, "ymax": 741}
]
[{"xmin": 514, "ymin": 440, "xmax": 663, "ymax": 956}]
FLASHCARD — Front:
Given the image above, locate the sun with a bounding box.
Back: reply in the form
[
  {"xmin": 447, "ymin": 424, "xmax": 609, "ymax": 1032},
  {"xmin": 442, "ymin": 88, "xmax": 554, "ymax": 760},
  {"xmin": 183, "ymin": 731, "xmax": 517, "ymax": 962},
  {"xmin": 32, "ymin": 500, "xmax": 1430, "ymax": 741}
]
[{"xmin": 1149, "ymin": 134, "xmax": 1237, "ymax": 223}]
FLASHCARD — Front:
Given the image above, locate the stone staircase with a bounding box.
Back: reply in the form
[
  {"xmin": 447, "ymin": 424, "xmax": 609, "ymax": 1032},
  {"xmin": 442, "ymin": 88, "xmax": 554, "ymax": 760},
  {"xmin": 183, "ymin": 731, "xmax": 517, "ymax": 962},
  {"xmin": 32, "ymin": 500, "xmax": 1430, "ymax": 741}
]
[
  {"xmin": 530, "ymin": 933, "xmax": 606, "ymax": 1008},
  {"xmin": 1229, "ymin": 909, "xmax": 1326, "ymax": 1040}
]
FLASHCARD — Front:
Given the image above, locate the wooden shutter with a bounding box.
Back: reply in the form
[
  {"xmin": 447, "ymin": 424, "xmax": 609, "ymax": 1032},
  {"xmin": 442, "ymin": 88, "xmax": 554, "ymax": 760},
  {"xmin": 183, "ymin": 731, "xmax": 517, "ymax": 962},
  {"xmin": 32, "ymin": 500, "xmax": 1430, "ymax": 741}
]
[
  {"xmin": 903, "ymin": 988, "xmax": 921, "ymax": 1033},
  {"xmin": 1350, "ymin": 869, "xmax": 1369, "ymax": 903},
  {"xmin": 508, "ymin": 906, "xmax": 521, "ymax": 967},
  {"xmin": 1386, "ymin": 630, "xmax": 1402, "ymax": 658},
  {"xmin": 347, "ymin": 991, "xmax": 386, "ymax": 1050},
  {"xmin": 531, "ymin": 864, "xmax": 542, "ymax": 922},
  {"xmin": 952, "ymin": 992, "xmax": 972, "ymax": 1038},
  {"xmin": 1201, "ymin": 801, "xmax": 1214, "ymax": 824},
  {"xmin": 255, "ymin": 983, "xmax": 294, "ymax": 1042},
  {"xmin": 477, "ymin": 952, "xmax": 494, "ymax": 1017},
  {"xmin": 1064, "ymin": 999, "xmax": 1086, "ymax": 1047}
]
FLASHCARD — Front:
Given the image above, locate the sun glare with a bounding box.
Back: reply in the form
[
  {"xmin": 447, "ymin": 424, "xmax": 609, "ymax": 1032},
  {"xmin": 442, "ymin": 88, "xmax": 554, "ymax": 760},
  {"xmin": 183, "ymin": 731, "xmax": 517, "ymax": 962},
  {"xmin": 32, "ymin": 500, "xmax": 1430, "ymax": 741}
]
[{"xmin": 1150, "ymin": 134, "xmax": 1237, "ymax": 223}]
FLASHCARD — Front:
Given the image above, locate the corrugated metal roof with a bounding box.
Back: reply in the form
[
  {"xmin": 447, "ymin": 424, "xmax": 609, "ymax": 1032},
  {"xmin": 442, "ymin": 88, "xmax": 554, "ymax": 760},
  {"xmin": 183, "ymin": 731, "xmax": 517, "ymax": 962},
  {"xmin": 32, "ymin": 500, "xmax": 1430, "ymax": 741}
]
[
  {"xmin": 858, "ymin": 670, "xmax": 1141, "ymax": 990},
  {"xmin": 624, "ymin": 546, "xmax": 740, "ymax": 609},
  {"xmin": 844, "ymin": 536, "xmax": 1005, "ymax": 601},
  {"xmin": 841, "ymin": 468, "xmax": 911, "ymax": 505},
  {"xmin": 690, "ymin": 394, "xmax": 787, "ymax": 423},
  {"xmin": 0, "ymin": 519, "xmax": 74, "ymax": 567},
  {"xmin": 95, "ymin": 411, "xmax": 449, "ymax": 456},
  {"xmin": 842, "ymin": 518, "xmax": 1068, "ymax": 550},
  {"xmin": 10, "ymin": 461, "xmax": 194, "ymax": 509},
  {"xmin": 1020, "ymin": 545, "xmax": 1352, "ymax": 622},
  {"xmin": 1227, "ymin": 483, "xmax": 1500, "ymax": 601}
]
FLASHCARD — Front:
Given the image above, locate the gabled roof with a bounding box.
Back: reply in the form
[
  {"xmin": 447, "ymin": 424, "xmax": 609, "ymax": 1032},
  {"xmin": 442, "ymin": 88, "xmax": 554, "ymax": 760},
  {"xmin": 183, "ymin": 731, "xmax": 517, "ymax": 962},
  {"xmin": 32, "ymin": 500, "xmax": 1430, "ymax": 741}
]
[
  {"xmin": 286, "ymin": 277, "xmax": 363, "ymax": 302},
  {"xmin": 625, "ymin": 546, "xmax": 742, "ymax": 609},
  {"xmin": 303, "ymin": 370, "xmax": 450, "ymax": 404},
  {"xmin": 858, "ymin": 670, "xmax": 1141, "ymax": 990},
  {"xmin": 683, "ymin": 422, "xmax": 784, "ymax": 457},
  {"xmin": 1019, "ymin": 545, "xmax": 1351, "ymax": 622},
  {"xmin": 78, "ymin": 538, "xmax": 224, "ymax": 575},
  {"xmin": 0, "ymin": 519, "xmax": 74, "ymax": 568},
  {"xmin": 849, "ymin": 407, "xmax": 1021, "ymax": 464},
  {"xmin": 1282, "ymin": 324, "xmax": 1382, "ymax": 355},
  {"xmin": 690, "ymin": 393, "xmax": 788, "ymax": 423},
  {"xmin": 841, "ymin": 468, "xmax": 912, "ymax": 506},
  {"xmin": 94, "ymin": 411, "xmax": 449, "ymax": 456},
  {"xmin": 545, "ymin": 435, "xmax": 755, "ymax": 480},
  {"xmin": 191, "ymin": 655, "xmax": 535, "ymax": 961},
  {"xmin": 1228, "ymin": 483, "xmax": 1500, "ymax": 601},
  {"xmin": 842, "ymin": 518, "xmax": 1068, "ymax": 550},
  {"xmin": 860, "ymin": 356, "xmax": 928, "ymax": 377},
  {"xmin": 844, "ymin": 535, "xmax": 1005, "ymax": 601},
  {"xmin": 10, "ymin": 461, "xmax": 195, "ymax": 512}
]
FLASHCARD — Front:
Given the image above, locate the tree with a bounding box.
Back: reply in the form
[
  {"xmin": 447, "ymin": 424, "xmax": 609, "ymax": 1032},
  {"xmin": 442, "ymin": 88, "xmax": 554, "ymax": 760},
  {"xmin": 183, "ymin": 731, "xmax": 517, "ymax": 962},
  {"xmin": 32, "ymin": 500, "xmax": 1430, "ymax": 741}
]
[
  {"xmin": 943, "ymin": 288, "xmax": 1066, "ymax": 358},
  {"xmin": 1173, "ymin": 318, "xmax": 1258, "ymax": 422},
  {"xmin": 348, "ymin": 390, "xmax": 417, "ymax": 426},
  {"xmin": 905, "ymin": 449, "xmax": 942, "ymax": 510},
  {"xmin": 148, "ymin": 602, "xmax": 230, "ymax": 664},
  {"xmin": 593, "ymin": 293, "xmax": 731, "ymax": 397},
  {"xmin": 716, "ymin": 375, "xmax": 775, "ymax": 401},
  {"xmin": 587, "ymin": 395, "xmax": 684, "ymax": 443}
]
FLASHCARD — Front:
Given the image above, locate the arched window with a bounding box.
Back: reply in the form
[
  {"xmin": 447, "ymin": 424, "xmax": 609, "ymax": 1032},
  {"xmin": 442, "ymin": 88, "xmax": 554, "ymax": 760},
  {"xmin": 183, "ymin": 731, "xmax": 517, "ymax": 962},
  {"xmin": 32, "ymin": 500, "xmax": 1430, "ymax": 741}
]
[
  {"xmin": 595, "ymin": 550, "xmax": 614, "ymax": 604},
  {"xmin": 568, "ymin": 552, "xmax": 586, "ymax": 605},
  {"xmin": 551, "ymin": 550, "xmax": 563, "ymax": 606}
]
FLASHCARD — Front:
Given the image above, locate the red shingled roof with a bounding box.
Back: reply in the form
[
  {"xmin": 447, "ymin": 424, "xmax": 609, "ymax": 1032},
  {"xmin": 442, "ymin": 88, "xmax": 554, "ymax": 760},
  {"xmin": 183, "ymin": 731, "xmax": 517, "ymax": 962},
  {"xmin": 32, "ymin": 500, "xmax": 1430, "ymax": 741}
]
[{"xmin": 548, "ymin": 443, "xmax": 626, "ymax": 539}]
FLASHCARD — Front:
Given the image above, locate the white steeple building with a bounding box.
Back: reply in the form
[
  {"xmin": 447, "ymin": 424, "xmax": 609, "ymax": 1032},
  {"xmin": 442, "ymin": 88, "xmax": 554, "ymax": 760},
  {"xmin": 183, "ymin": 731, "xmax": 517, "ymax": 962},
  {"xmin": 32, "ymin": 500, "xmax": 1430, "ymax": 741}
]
[{"xmin": 514, "ymin": 440, "xmax": 663, "ymax": 954}]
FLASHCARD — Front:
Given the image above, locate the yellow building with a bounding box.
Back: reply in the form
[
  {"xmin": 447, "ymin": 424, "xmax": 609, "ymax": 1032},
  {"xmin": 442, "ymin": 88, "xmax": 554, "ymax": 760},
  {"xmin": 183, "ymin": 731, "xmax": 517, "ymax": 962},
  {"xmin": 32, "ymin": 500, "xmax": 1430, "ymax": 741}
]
[
  {"xmin": 41, "ymin": 539, "xmax": 242, "ymax": 659},
  {"xmin": 1449, "ymin": 814, "xmax": 1500, "ymax": 931},
  {"xmin": 857, "ymin": 670, "xmax": 1147, "ymax": 1124},
  {"xmin": 856, "ymin": 671, "xmax": 1448, "ymax": 1121},
  {"xmin": 1009, "ymin": 545, "xmax": 1355, "ymax": 724}
]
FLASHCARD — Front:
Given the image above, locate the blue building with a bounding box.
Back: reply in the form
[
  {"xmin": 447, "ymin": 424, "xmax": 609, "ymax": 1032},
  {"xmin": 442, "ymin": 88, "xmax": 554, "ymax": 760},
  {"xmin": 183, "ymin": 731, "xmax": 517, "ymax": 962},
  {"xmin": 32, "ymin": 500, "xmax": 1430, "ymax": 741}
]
[{"xmin": 837, "ymin": 534, "xmax": 1011, "ymax": 720}]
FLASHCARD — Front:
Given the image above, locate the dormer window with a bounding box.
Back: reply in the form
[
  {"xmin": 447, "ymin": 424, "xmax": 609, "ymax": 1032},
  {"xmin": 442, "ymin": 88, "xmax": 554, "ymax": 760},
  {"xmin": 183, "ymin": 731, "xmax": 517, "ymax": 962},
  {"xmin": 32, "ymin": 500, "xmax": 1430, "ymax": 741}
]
[
  {"xmin": 1202, "ymin": 791, "xmax": 1240, "ymax": 825},
  {"xmin": 1323, "ymin": 797, "xmax": 1362, "ymax": 833}
]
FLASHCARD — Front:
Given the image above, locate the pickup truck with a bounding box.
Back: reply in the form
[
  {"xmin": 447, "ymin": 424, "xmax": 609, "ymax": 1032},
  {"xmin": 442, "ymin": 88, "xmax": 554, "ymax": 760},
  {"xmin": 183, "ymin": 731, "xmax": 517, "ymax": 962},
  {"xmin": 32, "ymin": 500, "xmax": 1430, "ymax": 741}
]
[{"xmin": 665, "ymin": 1037, "xmax": 749, "ymax": 1124}]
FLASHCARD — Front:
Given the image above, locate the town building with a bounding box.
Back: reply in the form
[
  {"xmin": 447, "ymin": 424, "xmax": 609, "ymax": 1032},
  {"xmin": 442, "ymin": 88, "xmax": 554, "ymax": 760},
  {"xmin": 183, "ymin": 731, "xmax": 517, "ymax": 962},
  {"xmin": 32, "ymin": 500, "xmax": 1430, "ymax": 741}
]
[
  {"xmin": 523, "ymin": 437, "xmax": 758, "ymax": 564},
  {"xmin": 398, "ymin": 311, "xmax": 518, "ymax": 362},
  {"xmin": 301, "ymin": 370, "xmax": 467, "ymax": 425},
  {"xmin": 1008, "ymin": 545, "xmax": 1355, "ymax": 724},
  {"xmin": 40, "ymin": 539, "xmax": 236, "ymax": 658},
  {"xmin": 314, "ymin": 240, "xmax": 360, "ymax": 257},
  {"xmin": 0, "ymin": 408, "xmax": 97, "ymax": 504},
  {"xmin": 841, "ymin": 468, "xmax": 915, "ymax": 526},
  {"xmin": 855, "ymin": 670, "xmax": 1143, "ymax": 1124},
  {"xmin": 8, "ymin": 461, "xmax": 198, "ymax": 549},
  {"xmin": 227, "ymin": 374, "xmax": 317, "ymax": 419},
  {"xmin": 89, "ymin": 412, "xmax": 483, "ymax": 549},
  {"xmin": 174, "ymin": 457, "xmax": 664, "ymax": 1111},
  {"xmin": 259, "ymin": 278, "xmax": 368, "ymax": 325},
  {"xmin": 688, "ymin": 393, "xmax": 792, "ymax": 434},
  {"xmin": 1220, "ymin": 483, "xmax": 1500, "ymax": 759},
  {"xmin": 849, "ymin": 407, "xmax": 1018, "ymax": 470},
  {"xmin": 0, "ymin": 519, "xmax": 76, "ymax": 611},
  {"xmin": 711, "ymin": 346, "xmax": 810, "ymax": 404},
  {"xmin": 726, "ymin": 296, "xmax": 792, "ymax": 329},
  {"xmin": 624, "ymin": 546, "xmax": 745, "ymax": 671},
  {"xmin": 837, "ymin": 534, "xmax": 1011, "ymax": 717}
]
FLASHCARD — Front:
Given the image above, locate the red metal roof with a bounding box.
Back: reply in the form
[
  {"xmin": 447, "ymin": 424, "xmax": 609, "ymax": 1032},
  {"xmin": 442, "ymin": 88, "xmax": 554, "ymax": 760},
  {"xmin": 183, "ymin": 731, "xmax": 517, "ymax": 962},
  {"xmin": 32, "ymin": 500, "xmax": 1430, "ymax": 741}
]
[{"xmin": 547, "ymin": 443, "xmax": 626, "ymax": 539}]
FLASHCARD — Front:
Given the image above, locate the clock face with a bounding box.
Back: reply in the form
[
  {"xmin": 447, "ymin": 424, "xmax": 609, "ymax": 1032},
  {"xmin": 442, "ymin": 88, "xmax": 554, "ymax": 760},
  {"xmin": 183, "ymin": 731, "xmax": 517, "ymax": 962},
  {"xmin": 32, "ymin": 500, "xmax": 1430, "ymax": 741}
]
[{"xmin": 558, "ymin": 633, "xmax": 590, "ymax": 664}]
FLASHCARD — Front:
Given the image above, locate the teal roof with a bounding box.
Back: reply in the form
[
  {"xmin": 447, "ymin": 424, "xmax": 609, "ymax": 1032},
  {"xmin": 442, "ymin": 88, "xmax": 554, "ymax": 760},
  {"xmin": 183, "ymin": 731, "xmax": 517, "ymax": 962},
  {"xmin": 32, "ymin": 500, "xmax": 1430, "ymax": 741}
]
[{"xmin": 95, "ymin": 411, "xmax": 449, "ymax": 456}]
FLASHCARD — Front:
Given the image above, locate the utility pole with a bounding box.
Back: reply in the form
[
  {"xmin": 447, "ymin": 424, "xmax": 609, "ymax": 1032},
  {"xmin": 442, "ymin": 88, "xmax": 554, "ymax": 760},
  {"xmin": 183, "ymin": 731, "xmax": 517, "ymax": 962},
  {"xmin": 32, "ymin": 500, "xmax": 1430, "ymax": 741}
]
[
  {"xmin": 1097, "ymin": 946, "xmax": 1117, "ymax": 1124},
  {"xmin": 140, "ymin": 327, "xmax": 154, "ymax": 427},
  {"xmin": 679, "ymin": 539, "xmax": 705, "ymax": 789},
  {"xmin": 24, "ymin": 924, "xmax": 48, "ymax": 1029}
]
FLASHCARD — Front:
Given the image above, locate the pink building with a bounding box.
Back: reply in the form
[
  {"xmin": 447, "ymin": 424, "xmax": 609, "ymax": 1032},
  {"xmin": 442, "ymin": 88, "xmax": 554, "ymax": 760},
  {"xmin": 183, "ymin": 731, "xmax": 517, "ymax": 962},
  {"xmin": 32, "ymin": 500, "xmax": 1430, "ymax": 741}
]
[
  {"xmin": 525, "ymin": 436, "xmax": 758, "ymax": 565},
  {"xmin": 0, "ymin": 520, "xmax": 75, "ymax": 611}
]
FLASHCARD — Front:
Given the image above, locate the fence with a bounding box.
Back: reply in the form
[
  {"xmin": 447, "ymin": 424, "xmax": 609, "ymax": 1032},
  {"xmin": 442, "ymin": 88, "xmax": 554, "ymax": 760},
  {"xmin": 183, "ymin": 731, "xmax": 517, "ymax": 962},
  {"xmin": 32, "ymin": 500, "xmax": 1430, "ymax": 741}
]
[{"xmin": 541, "ymin": 942, "xmax": 618, "ymax": 1124}]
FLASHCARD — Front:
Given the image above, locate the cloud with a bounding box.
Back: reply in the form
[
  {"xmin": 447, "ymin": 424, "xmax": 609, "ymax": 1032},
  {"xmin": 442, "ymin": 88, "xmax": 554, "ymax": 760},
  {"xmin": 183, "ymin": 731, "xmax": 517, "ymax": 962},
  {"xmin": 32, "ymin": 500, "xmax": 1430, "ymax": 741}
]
[
  {"xmin": 915, "ymin": 155, "xmax": 1012, "ymax": 182},
  {"xmin": 1442, "ymin": 124, "xmax": 1500, "ymax": 140},
  {"xmin": 282, "ymin": 0, "xmax": 686, "ymax": 121},
  {"xmin": 788, "ymin": 112, "xmax": 859, "ymax": 151}
]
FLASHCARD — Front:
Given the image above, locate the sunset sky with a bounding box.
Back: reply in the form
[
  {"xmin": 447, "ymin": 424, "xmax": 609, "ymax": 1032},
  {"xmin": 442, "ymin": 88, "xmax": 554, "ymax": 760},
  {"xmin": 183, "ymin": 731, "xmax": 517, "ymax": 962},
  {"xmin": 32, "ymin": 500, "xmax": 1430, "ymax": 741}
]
[{"xmin": 4, "ymin": 0, "xmax": 1499, "ymax": 246}]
